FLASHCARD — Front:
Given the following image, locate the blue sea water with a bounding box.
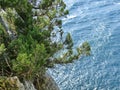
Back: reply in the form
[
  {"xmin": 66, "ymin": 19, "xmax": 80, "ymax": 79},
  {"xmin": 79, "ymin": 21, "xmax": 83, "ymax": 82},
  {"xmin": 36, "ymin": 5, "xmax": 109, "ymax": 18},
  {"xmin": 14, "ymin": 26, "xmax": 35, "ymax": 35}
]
[{"xmin": 48, "ymin": 0, "xmax": 120, "ymax": 90}]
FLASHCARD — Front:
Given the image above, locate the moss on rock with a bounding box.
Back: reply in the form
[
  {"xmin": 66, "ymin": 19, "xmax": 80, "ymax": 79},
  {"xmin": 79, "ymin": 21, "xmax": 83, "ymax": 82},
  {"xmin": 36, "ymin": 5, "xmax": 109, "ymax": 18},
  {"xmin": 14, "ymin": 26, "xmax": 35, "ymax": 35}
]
[{"xmin": 0, "ymin": 76, "xmax": 24, "ymax": 90}]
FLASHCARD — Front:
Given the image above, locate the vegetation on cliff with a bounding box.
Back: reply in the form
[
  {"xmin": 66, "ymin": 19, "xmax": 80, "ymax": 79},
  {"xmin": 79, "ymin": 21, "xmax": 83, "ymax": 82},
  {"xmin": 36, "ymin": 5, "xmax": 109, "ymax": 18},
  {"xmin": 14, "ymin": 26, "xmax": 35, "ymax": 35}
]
[{"xmin": 0, "ymin": 0, "xmax": 91, "ymax": 89}]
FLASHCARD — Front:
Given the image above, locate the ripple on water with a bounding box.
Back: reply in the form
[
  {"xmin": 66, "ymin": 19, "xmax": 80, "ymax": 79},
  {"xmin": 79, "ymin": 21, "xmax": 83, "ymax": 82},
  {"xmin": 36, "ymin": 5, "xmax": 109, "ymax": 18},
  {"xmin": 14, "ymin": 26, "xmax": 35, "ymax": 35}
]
[{"xmin": 48, "ymin": 0, "xmax": 120, "ymax": 90}]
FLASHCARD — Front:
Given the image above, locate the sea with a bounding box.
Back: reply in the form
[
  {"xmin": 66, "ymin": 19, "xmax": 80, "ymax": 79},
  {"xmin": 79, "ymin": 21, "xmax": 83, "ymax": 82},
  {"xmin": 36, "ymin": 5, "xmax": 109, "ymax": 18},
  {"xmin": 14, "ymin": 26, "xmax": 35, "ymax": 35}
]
[{"xmin": 48, "ymin": 0, "xmax": 120, "ymax": 90}]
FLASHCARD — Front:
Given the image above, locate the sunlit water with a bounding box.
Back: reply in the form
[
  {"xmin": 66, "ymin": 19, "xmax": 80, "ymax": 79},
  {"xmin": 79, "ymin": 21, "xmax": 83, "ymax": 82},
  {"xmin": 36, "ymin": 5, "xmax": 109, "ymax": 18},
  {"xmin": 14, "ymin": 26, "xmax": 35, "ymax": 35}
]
[{"xmin": 48, "ymin": 0, "xmax": 120, "ymax": 90}]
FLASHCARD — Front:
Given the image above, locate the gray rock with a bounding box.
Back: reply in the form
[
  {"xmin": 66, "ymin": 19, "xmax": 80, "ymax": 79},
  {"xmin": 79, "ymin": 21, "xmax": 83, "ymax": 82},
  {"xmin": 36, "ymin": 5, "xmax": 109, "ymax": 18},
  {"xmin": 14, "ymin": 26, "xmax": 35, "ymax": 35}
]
[{"xmin": 44, "ymin": 72, "xmax": 59, "ymax": 90}]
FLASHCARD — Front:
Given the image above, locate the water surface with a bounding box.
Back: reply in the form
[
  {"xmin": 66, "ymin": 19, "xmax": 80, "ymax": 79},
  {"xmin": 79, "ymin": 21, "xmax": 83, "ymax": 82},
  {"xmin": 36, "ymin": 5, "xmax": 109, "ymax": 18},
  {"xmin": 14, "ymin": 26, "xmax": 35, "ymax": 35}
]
[{"xmin": 48, "ymin": 0, "xmax": 120, "ymax": 90}]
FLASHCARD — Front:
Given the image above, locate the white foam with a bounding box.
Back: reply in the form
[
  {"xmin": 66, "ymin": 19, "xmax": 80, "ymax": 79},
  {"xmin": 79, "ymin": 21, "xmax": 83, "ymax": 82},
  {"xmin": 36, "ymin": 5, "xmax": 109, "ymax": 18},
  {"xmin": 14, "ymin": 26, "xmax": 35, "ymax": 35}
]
[
  {"xmin": 113, "ymin": 2, "xmax": 120, "ymax": 5},
  {"xmin": 67, "ymin": 15, "xmax": 77, "ymax": 19},
  {"xmin": 63, "ymin": 0, "xmax": 78, "ymax": 9},
  {"xmin": 62, "ymin": 15, "xmax": 77, "ymax": 24}
]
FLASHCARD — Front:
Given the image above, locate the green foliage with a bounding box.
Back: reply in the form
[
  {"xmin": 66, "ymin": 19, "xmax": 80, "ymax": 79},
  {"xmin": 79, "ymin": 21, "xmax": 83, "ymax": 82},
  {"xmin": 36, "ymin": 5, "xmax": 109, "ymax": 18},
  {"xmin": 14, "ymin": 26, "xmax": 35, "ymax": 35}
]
[
  {"xmin": 81, "ymin": 42, "xmax": 91, "ymax": 55},
  {"xmin": 0, "ymin": 0, "xmax": 91, "ymax": 80},
  {"xmin": 12, "ymin": 53, "xmax": 32, "ymax": 75},
  {"xmin": 64, "ymin": 33, "xmax": 73, "ymax": 49},
  {"xmin": 0, "ymin": 44, "xmax": 6, "ymax": 55}
]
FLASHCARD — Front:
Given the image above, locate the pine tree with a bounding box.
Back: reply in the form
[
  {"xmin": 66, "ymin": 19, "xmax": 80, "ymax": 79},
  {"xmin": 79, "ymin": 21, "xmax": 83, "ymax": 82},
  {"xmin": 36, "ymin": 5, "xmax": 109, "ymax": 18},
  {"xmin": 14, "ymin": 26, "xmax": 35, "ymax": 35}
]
[{"xmin": 0, "ymin": 0, "xmax": 91, "ymax": 79}]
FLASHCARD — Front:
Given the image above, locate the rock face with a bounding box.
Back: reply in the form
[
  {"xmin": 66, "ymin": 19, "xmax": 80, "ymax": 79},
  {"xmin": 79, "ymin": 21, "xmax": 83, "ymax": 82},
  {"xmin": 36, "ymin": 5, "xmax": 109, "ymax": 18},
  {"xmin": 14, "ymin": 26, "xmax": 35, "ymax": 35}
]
[
  {"xmin": 43, "ymin": 73, "xmax": 59, "ymax": 90},
  {"xmin": 24, "ymin": 81, "xmax": 36, "ymax": 90},
  {"xmin": 0, "ymin": 76, "xmax": 25, "ymax": 90},
  {"xmin": 33, "ymin": 72, "xmax": 59, "ymax": 90},
  {"xmin": 0, "ymin": 73, "xmax": 59, "ymax": 90},
  {"xmin": 0, "ymin": 8, "xmax": 17, "ymax": 39}
]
